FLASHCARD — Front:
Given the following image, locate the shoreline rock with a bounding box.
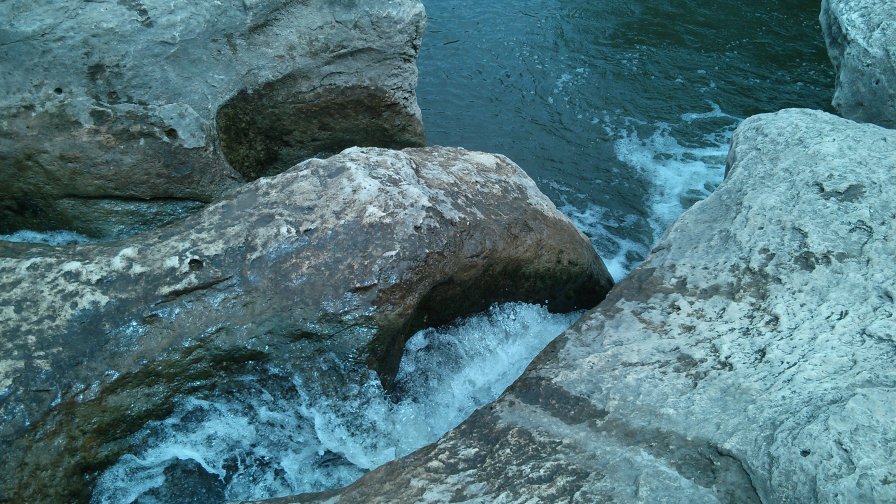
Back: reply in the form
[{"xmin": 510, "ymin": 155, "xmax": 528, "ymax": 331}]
[
  {"xmin": 0, "ymin": 0, "xmax": 426, "ymax": 238},
  {"xmin": 0, "ymin": 146, "xmax": 612, "ymax": 503},
  {"xmin": 821, "ymin": 0, "xmax": 896, "ymax": 127},
  {"xmin": 267, "ymin": 109, "xmax": 896, "ymax": 503}
]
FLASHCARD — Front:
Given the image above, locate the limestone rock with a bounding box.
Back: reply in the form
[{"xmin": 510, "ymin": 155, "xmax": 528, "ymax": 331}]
[
  {"xmin": 0, "ymin": 0, "xmax": 426, "ymax": 238},
  {"xmin": 0, "ymin": 146, "xmax": 612, "ymax": 503},
  {"xmin": 821, "ymin": 0, "xmax": 896, "ymax": 127},
  {"xmin": 275, "ymin": 110, "xmax": 896, "ymax": 503}
]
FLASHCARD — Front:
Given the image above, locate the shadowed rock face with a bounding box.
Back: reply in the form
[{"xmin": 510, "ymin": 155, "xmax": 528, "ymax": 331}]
[
  {"xmin": 267, "ymin": 110, "xmax": 896, "ymax": 504},
  {"xmin": 0, "ymin": 0, "xmax": 426, "ymax": 238},
  {"xmin": 821, "ymin": 0, "xmax": 896, "ymax": 128},
  {"xmin": 218, "ymin": 83, "xmax": 425, "ymax": 181},
  {"xmin": 0, "ymin": 146, "xmax": 612, "ymax": 503}
]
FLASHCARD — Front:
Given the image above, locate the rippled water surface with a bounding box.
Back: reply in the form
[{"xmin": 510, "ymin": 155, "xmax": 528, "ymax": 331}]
[{"xmin": 418, "ymin": 0, "xmax": 833, "ymax": 278}]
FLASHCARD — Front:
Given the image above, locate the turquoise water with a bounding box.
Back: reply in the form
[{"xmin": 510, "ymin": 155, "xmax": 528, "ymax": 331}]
[
  {"xmin": 91, "ymin": 2, "xmax": 835, "ymax": 501},
  {"xmin": 418, "ymin": 0, "xmax": 833, "ymax": 278}
]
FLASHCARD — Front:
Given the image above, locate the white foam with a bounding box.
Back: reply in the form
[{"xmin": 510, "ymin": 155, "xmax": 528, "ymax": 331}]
[
  {"xmin": 92, "ymin": 303, "xmax": 579, "ymax": 502},
  {"xmin": 550, "ymin": 103, "xmax": 737, "ymax": 281},
  {"xmin": 615, "ymin": 103, "xmax": 737, "ymax": 240},
  {"xmin": 0, "ymin": 229, "xmax": 94, "ymax": 245},
  {"xmin": 680, "ymin": 101, "xmax": 729, "ymax": 122},
  {"xmin": 559, "ymin": 203, "xmax": 648, "ymax": 282}
]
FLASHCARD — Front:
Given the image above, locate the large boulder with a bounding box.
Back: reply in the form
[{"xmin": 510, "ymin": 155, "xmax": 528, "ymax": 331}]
[
  {"xmin": 0, "ymin": 146, "xmax": 612, "ymax": 503},
  {"xmin": 279, "ymin": 109, "xmax": 896, "ymax": 503},
  {"xmin": 0, "ymin": 0, "xmax": 426, "ymax": 238},
  {"xmin": 821, "ymin": 0, "xmax": 896, "ymax": 128}
]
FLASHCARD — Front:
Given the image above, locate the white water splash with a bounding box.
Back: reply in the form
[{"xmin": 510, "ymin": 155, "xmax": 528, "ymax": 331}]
[
  {"xmin": 0, "ymin": 229, "xmax": 94, "ymax": 245},
  {"xmin": 92, "ymin": 302, "xmax": 580, "ymax": 503},
  {"xmin": 560, "ymin": 203, "xmax": 648, "ymax": 282},
  {"xmin": 615, "ymin": 103, "xmax": 738, "ymax": 239}
]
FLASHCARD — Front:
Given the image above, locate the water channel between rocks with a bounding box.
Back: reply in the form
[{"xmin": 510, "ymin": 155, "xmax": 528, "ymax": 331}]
[{"xmin": 3, "ymin": 0, "xmax": 834, "ymax": 501}]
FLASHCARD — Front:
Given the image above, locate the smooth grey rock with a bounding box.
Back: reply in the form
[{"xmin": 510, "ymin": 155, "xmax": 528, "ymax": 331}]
[
  {"xmin": 270, "ymin": 110, "xmax": 896, "ymax": 503},
  {"xmin": 821, "ymin": 0, "xmax": 896, "ymax": 128},
  {"xmin": 0, "ymin": 146, "xmax": 612, "ymax": 503},
  {"xmin": 0, "ymin": 0, "xmax": 426, "ymax": 238}
]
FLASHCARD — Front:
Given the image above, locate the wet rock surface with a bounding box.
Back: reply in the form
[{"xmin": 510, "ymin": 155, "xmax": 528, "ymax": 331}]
[
  {"xmin": 0, "ymin": 0, "xmax": 425, "ymax": 238},
  {"xmin": 266, "ymin": 110, "xmax": 896, "ymax": 503},
  {"xmin": 0, "ymin": 146, "xmax": 611, "ymax": 503},
  {"xmin": 821, "ymin": 0, "xmax": 896, "ymax": 128}
]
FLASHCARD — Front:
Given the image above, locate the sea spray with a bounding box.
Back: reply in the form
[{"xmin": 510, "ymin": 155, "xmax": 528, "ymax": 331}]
[{"xmin": 92, "ymin": 302, "xmax": 580, "ymax": 502}]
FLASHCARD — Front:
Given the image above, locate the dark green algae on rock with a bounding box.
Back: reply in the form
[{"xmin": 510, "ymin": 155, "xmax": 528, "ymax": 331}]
[{"xmin": 0, "ymin": 146, "xmax": 612, "ymax": 503}]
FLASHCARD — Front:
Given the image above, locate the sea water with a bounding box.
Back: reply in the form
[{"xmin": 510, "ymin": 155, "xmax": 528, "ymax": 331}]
[{"xmin": 3, "ymin": 1, "xmax": 834, "ymax": 501}]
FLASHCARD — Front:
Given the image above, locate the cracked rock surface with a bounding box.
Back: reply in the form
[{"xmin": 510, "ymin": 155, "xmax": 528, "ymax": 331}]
[
  {"xmin": 821, "ymin": 0, "xmax": 896, "ymax": 128},
  {"xmin": 0, "ymin": 0, "xmax": 426, "ymax": 238},
  {"xmin": 0, "ymin": 146, "xmax": 611, "ymax": 503},
  {"xmin": 267, "ymin": 109, "xmax": 896, "ymax": 504}
]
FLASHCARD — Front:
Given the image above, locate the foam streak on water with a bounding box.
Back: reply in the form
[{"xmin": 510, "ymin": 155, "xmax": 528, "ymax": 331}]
[
  {"xmin": 0, "ymin": 229, "xmax": 94, "ymax": 245},
  {"xmin": 559, "ymin": 203, "xmax": 648, "ymax": 282},
  {"xmin": 91, "ymin": 303, "xmax": 580, "ymax": 503},
  {"xmin": 557, "ymin": 103, "xmax": 738, "ymax": 281},
  {"xmin": 615, "ymin": 103, "xmax": 738, "ymax": 238}
]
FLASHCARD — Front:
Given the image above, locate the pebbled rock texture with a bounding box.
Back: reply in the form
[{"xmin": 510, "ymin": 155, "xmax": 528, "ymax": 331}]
[
  {"xmin": 267, "ymin": 110, "xmax": 896, "ymax": 503},
  {"xmin": 0, "ymin": 0, "xmax": 426, "ymax": 238},
  {"xmin": 0, "ymin": 146, "xmax": 612, "ymax": 503},
  {"xmin": 821, "ymin": 0, "xmax": 896, "ymax": 128}
]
